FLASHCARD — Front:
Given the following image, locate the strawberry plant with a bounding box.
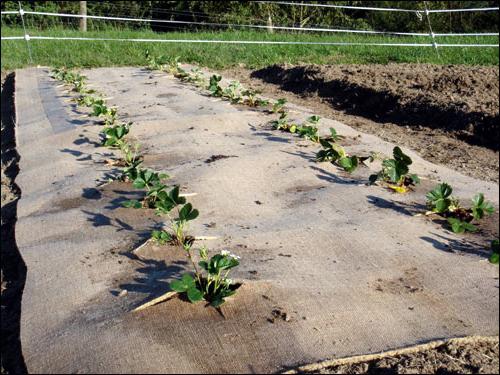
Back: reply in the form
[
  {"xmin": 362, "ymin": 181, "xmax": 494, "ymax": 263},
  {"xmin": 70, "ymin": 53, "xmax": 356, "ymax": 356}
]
[
  {"xmin": 185, "ymin": 67, "xmax": 206, "ymax": 86},
  {"xmin": 170, "ymin": 246, "xmax": 240, "ymax": 307},
  {"xmin": 147, "ymin": 183, "xmax": 240, "ymax": 307},
  {"xmin": 305, "ymin": 115, "xmax": 320, "ymax": 126},
  {"xmin": 272, "ymin": 98, "xmax": 287, "ymax": 114},
  {"xmin": 490, "ymin": 239, "xmax": 499, "ymax": 265},
  {"xmin": 472, "ymin": 193, "xmax": 495, "ymax": 220},
  {"xmin": 316, "ymin": 139, "xmax": 371, "ymax": 173},
  {"xmin": 173, "ymin": 66, "xmax": 190, "ymax": 81},
  {"xmin": 122, "ymin": 169, "xmax": 171, "ymax": 209},
  {"xmin": 242, "ymin": 89, "xmax": 269, "ymax": 107},
  {"xmin": 119, "ymin": 142, "xmax": 143, "ymax": 182},
  {"xmin": 91, "ymin": 102, "xmax": 117, "ymax": 126},
  {"xmin": 208, "ymin": 75, "xmax": 224, "ymax": 97},
  {"xmin": 369, "ymin": 147, "xmax": 420, "ymax": 193},
  {"xmin": 447, "ymin": 218, "xmax": 478, "ymax": 234},
  {"xmin": 271, "ymin": 112, "xmax": 293, "ymax": 131},
  {"xmin": 50, "ymin": 67, "xmax": 68, "ymax": 81},
  {"xmin": 153, "ymin": 185, "xmax": 187, "ymax": 215},
  {"xmin": 426, "ymin": 183, "xmax": 495, "ymax": 234},
  {"xmin": 166, "ymin": 56, "xmax": 182, "ymax": 75},
  {"xmin": 76, "ymin": 94, "xmax": 102, "ymax": 107},
  {"xmin": 322, "ymin": 127, "xmax": 345, "ymax": 143},
  {"xmin": 102, "ymin": 122, "xmax": 132, "ymax": 148},
  {"xmin": 296, "ymin": 124, "xmax": 320, "ymax": 142},
  {"xmin": 223, "ymin": 81, "xmax": 243, "ymax": 103},
  {"xmin": 145, "ymin": 50, "xmax": 167, "ymax": 71},
  {"xmin": 426, "ymin": 183, "xmax": 454, "ymax": 214}
]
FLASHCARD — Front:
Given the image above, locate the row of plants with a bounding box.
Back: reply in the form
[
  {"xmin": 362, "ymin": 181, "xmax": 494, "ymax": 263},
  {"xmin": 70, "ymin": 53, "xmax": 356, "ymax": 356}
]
[
  {"xmin": 142, "ymin": 54, "xmax": 499, "ymax": 264},
  {"xmin": 50, "ymin": 67, "xmax": 241, "ymax": 307}
]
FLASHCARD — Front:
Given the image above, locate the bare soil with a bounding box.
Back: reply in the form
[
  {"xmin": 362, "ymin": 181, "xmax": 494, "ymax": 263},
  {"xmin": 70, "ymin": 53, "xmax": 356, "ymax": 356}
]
[
  {"xmin": 298, "ymin": 337, "xmax": 499, "ymax": 374},
  {"xmin": 222, "ymin": 64, "xmax": 499, "ymax": 183}
]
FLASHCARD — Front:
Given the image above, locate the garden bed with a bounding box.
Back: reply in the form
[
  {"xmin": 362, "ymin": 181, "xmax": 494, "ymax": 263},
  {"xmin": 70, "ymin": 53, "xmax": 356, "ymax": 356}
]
[{"xmin": 13, "ymin": 66, "xmax": 499, "ymax": 373}]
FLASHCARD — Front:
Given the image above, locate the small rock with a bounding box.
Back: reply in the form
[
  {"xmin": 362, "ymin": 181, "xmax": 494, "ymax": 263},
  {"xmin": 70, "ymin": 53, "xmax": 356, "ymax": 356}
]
[{"xmin": 118, "ymin": 290, "xmax": 128, "ymax": 297}]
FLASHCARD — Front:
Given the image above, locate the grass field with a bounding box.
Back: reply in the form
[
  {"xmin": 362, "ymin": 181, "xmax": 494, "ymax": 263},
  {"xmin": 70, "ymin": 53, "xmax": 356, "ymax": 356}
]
[{"xmin": 1, "ymin": 26, "xmax": 498, "ymax": 71}]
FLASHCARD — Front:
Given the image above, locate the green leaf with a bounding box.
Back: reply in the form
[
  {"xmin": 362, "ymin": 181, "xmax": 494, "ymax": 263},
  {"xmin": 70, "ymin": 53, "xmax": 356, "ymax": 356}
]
[
  {"xmin": 133, "ymin": 178, "xmax": 146, "ymax": 189},
  {"xmin": 170, "ymin": 280, "xmax": 188, "ymax": 292},
  {"xmin": 393, "ymin": 147, "xmax": 412, "ymax": 166},
  {"xmin": 210, "ymin": 295, "xmax": 225, "ymax": 308},
  {"xmin": 472, "ymin": 193, "xmax": 484, "ymax": 207},
  {"xmin": 338, "ymin": 156, "xmax": 358, "ymax": 173},
  {"xmin": 448, "ymin": 218, "xmax": 478, "ymax": 234},
  {"xmin": 178, "ymin": 203, "xmax": 199, "ymax": 222},
  {"xmin": 181, "ymin": 273, "xmax": 195, "ymax": 287},
  {"xmin": 187, "ymin": 286, "xmax": 204, "ymax": 303},
  {"xmin": 122, "ymin": 200, "xmax": 142, "ymax": 209},
  {"xmin": 426, "ymin": 183, "xmax": 453, "ymax": 213},
  {"xmin": 198, "ymin": 260, "xmax": 209, "ymax": 271},
  {"xmin": 490, "ymin": 252, "xmax": 500, "ymax": 265}
]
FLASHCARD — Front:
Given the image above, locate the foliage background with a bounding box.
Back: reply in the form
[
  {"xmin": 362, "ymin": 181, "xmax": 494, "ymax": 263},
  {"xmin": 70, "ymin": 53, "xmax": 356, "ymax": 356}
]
[{"xmin": 2, "ymin": 1, "xmax": 499, "ymax": 33}]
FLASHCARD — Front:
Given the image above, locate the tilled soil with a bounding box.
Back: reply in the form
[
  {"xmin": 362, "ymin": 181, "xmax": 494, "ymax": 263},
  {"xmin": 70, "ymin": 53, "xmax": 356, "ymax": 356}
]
[
  {"xmin": 294, "ymin": 337, "xmax": 499, "ymax": 374},
  {"xmin": 222, "ymin": 64, "xmax": 499, "ymax": 183}
]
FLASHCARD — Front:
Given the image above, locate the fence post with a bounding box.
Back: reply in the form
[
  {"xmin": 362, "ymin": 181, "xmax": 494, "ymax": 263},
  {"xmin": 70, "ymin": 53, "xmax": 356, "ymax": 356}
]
[
  {"xmin": 79, "ymin": 1, "xmax": 87, "ymax": 32},
  {"xmin": 423, "ymin": 1, "xmax": 440, "ymax": 57},
  {"xmin": 17, "ymin": 1, "xmax": 33, "ymax": 64}
]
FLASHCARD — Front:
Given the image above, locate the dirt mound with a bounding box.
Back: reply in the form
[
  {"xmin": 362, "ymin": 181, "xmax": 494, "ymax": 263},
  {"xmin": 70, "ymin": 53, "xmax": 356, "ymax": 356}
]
[
  {"xmin": 291, "ymin": 337, "xmax": 499, "ymax": 374},
  {"xmin": 251, "ymin": 64, "xmax": 499, "ymax": 151}
]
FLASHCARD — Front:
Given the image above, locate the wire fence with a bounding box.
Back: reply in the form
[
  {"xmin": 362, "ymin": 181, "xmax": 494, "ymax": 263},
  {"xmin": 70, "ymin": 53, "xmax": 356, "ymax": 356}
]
[{"xmin": 1, "ymin": 1, "xmax": 498, "ymax": 64}]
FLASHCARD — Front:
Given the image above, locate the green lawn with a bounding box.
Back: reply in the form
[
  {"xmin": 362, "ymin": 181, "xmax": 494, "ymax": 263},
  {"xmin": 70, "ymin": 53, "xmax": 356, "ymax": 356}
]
[{"xmin": 1, "ymin": 27, "xmax": 498, "ymax": 71}]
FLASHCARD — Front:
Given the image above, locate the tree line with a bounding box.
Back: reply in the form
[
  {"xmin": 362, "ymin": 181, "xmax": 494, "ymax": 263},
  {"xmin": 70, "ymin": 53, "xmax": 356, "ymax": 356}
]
[{"xmin": 2, "ymin": 1, "xmax": 498, "ymax": 33}]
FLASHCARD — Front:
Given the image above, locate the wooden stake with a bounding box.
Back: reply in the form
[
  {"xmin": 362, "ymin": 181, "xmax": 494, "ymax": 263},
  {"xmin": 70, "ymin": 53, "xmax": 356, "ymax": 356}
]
[{"xmin": 133, "ymin": 291, "xmax": 177, "ymax": 312}]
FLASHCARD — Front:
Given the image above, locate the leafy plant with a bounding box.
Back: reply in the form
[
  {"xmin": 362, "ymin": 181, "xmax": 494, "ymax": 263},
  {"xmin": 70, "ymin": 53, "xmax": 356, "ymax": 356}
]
[
  {"xmin": 426, "ymin": 183, "xmax": 454, "ymax": 214},
  {"xmin": 184, "ymin": 67, "xmax": 206, "ymax": 86},
  {"xmin": 50, "ymin": 67, "xmax": 68, "ymax": 81},
  {"xmin": 122, "ymin": 168, "xmax": 171, "ymax": 209},
  {"xmin": 490, "ymin": 239, "xmax": 499, "ymax": 265},
  {"xmin": 369, "ymin": 147, "xmax": 420, "ymax": 192},
  {"xmin": 425, "ymin": 183, "xmax": 495, "ymax": 234},
  {"xmin": 145, "ymin": 49, "xmax": 167, "ymax": 70},
  {"xmin": 271, "ymin": 112, "xmax": 292, "ymax": 131},
  {"xmin": 316, "ymin": 139, "xmax": 346, "ymax": 162},
  {"xmin": 102, "ymin": 122, "xmax": 131, "ymax": 147},
  {"xmin": 151, "ymin": 229, "xmax": 173, "ymax": 245},
  {"xmin": 208, "ymin": 75, "xmax": 223, "ymax": 97},
  {"xmin": 174, "ymin": 66, "xmax": 190, "ymax": 80},
  {"xmin": 91, "ymin": 101, "xmax": 117, "ymax": 124},
  {"xmin": 305, "ymin": 115, "xmax": 320, "ymax": 126},
  {"xmin": 223, "ymin": 81, "xmax": 243, "ymax": 103},
  {"xmin": 171, "ymin": 248, "xmax": 240, "ymax": 307},
  {"xmin": 447, "ymin": 218, "xmax": 478, "ymax": 234},
  {"xmin": 76, "ymin": 94, "xmax": 102, "ymax": 107},
  {"xmin": 316, "ymin": 139, "xmax": 369, "ymax": 173},
  {"xmin": 471, "ymin": 193, "xmax": 495, "ymax": 220},
  {"xmin": 119, "ymin": 142, "xmax": 143, "ymax": 182},
  {"xmin": 322, "ymin": 127, "xmax": 344, "ymax": 143},
  {"xmin": 146, "ymin": 182, "xmax": 240, "ymax": 307},
  {"xmin": 272, "ymin": 98, "xmax": 287, "ymax": 114},
  {"xmin": 295, "ymin": 124, "xmax": 319, "ymax": 142},
  {"xmin": 242, "ymin": 89, "xmax": 269, "ymax": 107}
]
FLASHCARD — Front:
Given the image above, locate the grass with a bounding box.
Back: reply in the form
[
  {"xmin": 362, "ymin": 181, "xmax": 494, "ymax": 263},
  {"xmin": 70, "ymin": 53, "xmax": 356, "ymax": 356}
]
[{"xmin": 1, "ymin": 26, "xmax": 498, "ymax": 72}]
